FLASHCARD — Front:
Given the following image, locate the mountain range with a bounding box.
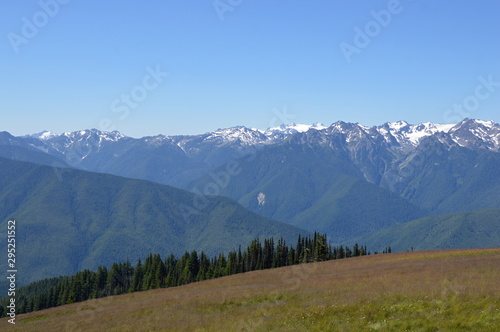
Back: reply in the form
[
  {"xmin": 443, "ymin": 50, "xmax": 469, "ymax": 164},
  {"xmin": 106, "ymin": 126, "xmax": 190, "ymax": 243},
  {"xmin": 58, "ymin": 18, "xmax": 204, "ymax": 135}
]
[
  {"xmin": 2, "ymin": 118, "xmax": 499, "ymax": 188},
  {"xmin": 1, "ymin": 118, "xmax": 499, "ymax": 283}
]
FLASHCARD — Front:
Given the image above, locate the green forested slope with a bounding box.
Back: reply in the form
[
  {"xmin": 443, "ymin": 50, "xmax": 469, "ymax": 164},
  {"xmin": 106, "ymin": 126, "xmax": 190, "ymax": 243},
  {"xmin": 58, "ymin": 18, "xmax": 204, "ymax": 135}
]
[
  {"xmin": 0, "ymin": 157, "xmax": 308, "ymax": 284},
  {"xmin": 189, "ymin": 143, "xmax": 427, "ymax": 242}
]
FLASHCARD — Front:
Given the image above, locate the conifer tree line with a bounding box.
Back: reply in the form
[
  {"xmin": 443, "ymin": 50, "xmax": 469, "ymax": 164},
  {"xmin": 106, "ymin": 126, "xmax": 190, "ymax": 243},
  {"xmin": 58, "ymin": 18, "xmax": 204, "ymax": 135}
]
[{"xmin": 0, "ymin": 233, "xmax": 369, "ymax": 317}]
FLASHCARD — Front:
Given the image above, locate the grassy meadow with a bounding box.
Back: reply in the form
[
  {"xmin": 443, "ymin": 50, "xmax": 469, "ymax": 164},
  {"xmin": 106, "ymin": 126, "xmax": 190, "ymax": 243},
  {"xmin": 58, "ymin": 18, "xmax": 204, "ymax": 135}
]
[{"xmin": 3, "ymin": 248, "xmax": 499, "ymax": 331}]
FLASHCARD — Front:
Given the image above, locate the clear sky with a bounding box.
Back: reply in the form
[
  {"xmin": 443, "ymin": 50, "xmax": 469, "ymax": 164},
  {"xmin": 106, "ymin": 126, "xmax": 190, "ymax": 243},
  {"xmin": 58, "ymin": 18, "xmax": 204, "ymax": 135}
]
[{"xmin": 1, "ymin": 0, "xmax": 499, "ymax": 138}]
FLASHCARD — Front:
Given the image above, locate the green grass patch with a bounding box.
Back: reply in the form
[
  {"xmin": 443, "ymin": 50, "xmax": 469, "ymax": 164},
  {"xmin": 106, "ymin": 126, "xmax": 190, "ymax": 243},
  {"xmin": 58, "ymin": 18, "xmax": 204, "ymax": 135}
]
[{"xmin": 268, "ymin": 294, "xmax": 500, "ymax": 331}]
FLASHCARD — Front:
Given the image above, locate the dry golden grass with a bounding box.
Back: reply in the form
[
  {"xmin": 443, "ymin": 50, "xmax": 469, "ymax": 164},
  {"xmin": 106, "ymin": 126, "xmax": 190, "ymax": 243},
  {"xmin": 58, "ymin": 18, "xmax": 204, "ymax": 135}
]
[{"xmin": 3, "ymin": 248, "xmax": 500, "ymax": 331}]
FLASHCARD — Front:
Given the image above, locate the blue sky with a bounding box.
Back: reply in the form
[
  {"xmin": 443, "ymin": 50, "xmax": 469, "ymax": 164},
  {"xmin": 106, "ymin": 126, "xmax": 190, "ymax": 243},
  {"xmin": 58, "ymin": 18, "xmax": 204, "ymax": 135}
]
[{"xmin": 1, "ymin": 0, "xmax": 499, "ymax": 138}]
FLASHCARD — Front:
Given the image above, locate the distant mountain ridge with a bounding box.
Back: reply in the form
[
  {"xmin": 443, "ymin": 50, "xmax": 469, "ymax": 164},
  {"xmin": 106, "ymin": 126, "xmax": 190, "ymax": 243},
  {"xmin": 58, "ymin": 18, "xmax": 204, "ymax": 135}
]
[
  {"xmin": 2, "ymin": 119, "xmax": 498, "ymax": 188},
  {"xmin": 26, "ymin": 118, "xmax": 500, "ymax": 154},
  {"xmin": 1, "ymin": 118, "xmax": 499, "ymax": 248}
]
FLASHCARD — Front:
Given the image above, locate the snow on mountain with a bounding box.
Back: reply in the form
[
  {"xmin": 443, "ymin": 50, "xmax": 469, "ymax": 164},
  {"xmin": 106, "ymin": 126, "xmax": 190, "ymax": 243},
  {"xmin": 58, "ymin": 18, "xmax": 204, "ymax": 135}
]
[
  {"xmin": 326, "ymin": 121, "xmax": 367, "ymax": 134},
  {"xmin": 51, "ymin": 129, "xmax": 125, "ymax": 150},
  {"xmin": 474, "ymin": 119, "xmax": 496, "ymax": 128},
  {"xmin": 264, "ymin": 122, "xmax": 326, "ymax": 134},
  {"xmin": 388, "ymin": 120, "xmax": 409, "ymax": 131},
  {"xmin": 259, "ymin": 119, "xmax": 499, "ymax": 151},
  {"xmin": 15, "ymin": 119, "xmax": 500, "ymax": 162},
  {"xmin": 27, "ymin": 129, "xmax": 126, "ymax": 164},
  {"xmin": 59, "ymin": 129, "xmax": 125, "ymax": 143},
  {"xmin": 394, "ymin": 121, "xmax": 454, "ymax": 145},
  {"xmin": 261, "ymin": 122, "xmax": 326, "ymax": 142},
  {"xmin": 30, "ymin": 131, "xmax": 59, "ymax": 140},
  {"xmin": 448, "ymin": 118, "xmax": 500, "ymax": 150},
  {"xmin": 202, "ymin": 126, "xmax": 270, "ymax": 146},
  {"xmin": 138, "ymin": 119, "xmax": 500, "ymax": 151},
  {"xmin": 370, "ymin": 121, "xmax": 457, "ymax": 147}
]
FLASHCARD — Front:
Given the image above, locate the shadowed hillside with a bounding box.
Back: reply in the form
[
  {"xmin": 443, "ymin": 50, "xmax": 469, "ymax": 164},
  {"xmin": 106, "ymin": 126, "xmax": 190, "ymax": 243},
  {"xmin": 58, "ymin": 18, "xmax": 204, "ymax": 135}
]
[
  {"xmin": 0, "ymin": 157, "xmax": 308, "ymax": 285},
  {"xmin": 351, "ymin": 209, "xmax": 500, "ymax": 252}
]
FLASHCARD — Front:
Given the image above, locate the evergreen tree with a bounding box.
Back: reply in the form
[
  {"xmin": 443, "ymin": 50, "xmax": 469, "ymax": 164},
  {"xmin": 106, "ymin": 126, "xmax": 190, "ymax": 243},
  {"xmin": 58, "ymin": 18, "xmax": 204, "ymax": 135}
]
[
  {"xmin": 131, "ymin": 259, "xmax": 144, "ymax": 292},
  {"xmin": 226, "ymin": 251, "xmax": 238, "ymax": 276},
  {"xmin": 93, "ymin": 266, "xmax": 108, "ymax": 298},
  {"xmin": 197, "ymin": 252, "xmax": 210, "ymax": 281},
  {"xmin": 353, "ymin": 243, "xmax": 360, "ymax": 257}
]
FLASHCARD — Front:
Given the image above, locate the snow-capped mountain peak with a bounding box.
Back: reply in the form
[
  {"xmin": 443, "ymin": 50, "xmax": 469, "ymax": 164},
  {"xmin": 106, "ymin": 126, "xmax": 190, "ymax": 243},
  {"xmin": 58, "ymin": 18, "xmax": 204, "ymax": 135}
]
[
  {"xmin": 30, "ymin": 130, "xmax": 59, "ymax": 140},
  {"xmin": 387, "ymin": 120, "xmax": 409, "ymax": 131},
  {"xmin": 203, "ymin": 126, "xmax": 269, "ymax": 146},
  {"xmin": 14, "ymin": 119, "xmax": 500, "ymax": 169},
  {"xmin": 200, "ymin": 120, "xmax": 499, "ymax": 150},
  {"xmin": 59, "ymin": 129, "xmax": 125, "ymax": 143},
  {"xmin": 448, "ymin": 118, "xmax": 500, "ymax": 150},
  {"xmin": 261, "ymin": 123, "xmax": 327, "ymax": 142},
  {"xmin": 264, "ymin": 122, "xmax": 326, "ymax": 135},
  {"xmin": 377, "ymin": 121, "xmax": 455, "ymax": 146},
  {"xmin": 475, "ymin": 119, "xmax": 496, "ymax": 128},
  {"xmin": 26, "ymin": 129, "xmax": 127, "ymax": 163},
  {"xmin": 327, "ymin": 121, "xmax": 363, "ymax": 134}
]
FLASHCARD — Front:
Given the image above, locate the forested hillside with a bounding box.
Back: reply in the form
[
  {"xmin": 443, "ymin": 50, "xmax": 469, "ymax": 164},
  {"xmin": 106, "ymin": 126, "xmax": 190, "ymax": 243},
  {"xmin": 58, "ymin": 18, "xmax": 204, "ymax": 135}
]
[
  {"xmin": 0, "ymin": 157, "xmax": 308, "ymax": 285},
  {"xmin": 0, "ymin": 233, "xmax": 368, "ymax": 317}
]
